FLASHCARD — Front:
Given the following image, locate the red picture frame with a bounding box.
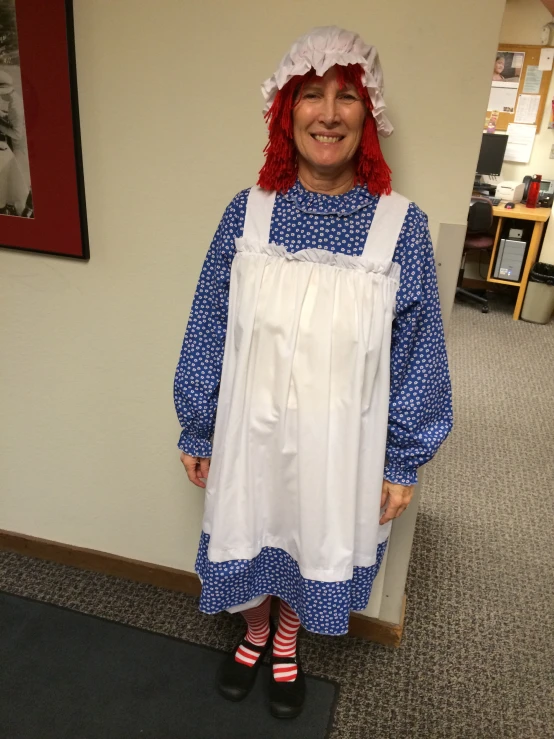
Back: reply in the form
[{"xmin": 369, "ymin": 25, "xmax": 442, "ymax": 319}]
[{"xmin": 0, "ymin": 0, "xmax": 88, "ymax": 259}]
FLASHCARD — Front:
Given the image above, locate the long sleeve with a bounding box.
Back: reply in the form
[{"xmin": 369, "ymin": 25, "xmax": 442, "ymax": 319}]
[
  {"xmin": 384, "ymin": 204, "xmax": 454, "ymax": 486},
  {"xmin": 173, "ymin": 190, "xmax": 248, "ymax": 457}
]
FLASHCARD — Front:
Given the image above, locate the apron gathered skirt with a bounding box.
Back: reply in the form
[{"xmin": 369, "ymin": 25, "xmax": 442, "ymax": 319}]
[{"xmin": 195, "ymin": 186, "xmax": 409, "ymax": 635}]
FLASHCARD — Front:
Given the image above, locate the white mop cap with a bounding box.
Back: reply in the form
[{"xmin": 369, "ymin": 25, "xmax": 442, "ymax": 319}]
[{"xmin": 261, "ymin": 26, "xmax": 393, "ymax": 137}]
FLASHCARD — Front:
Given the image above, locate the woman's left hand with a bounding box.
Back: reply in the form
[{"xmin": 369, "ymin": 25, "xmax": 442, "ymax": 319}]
[{"xmin": 379, "ymin": 480, "xmax": 415, "ymax": 525}]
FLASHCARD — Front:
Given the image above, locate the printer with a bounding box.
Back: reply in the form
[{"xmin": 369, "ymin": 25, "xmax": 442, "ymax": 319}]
[{"xmin": 496, "ymin": 180, "xmax": 525, "ymax": 203}]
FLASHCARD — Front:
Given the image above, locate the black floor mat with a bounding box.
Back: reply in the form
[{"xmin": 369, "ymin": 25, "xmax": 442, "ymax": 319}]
[{"xmin": 0, "ymin": 591, "xmax": 337, "ymax": 739}]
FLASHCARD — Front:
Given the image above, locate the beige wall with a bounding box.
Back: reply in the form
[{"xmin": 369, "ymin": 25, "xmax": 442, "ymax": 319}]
[
  {"xmin": 1, "ymin": 0, "xmax": 505, "ymax": 572},
  {"xmin": 499, "ymin": 0, "xmax": 554, "ymax": 262},
  {"xmin": 501, "ymin": 0, "xmax": 552, "ymax": 42}
]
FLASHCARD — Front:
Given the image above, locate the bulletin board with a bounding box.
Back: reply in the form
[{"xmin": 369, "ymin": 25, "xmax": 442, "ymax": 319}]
[{"xmin": 486, "ymin": 44, "xmax": 553, "ymax": 132}]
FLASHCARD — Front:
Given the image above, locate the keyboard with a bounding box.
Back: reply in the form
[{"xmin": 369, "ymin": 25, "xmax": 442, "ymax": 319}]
[{"xmin": 471, "ymin": 195, "xmax": 502, "ymax": 207}]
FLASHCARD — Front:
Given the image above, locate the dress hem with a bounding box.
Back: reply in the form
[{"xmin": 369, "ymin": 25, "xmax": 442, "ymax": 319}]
[{"xmin": 195, "ymin": 531, "xmax": 389, "ymax": 636}]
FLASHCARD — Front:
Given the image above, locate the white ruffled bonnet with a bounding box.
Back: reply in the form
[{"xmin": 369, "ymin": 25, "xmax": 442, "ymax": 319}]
[{"xmin": 261, "ymin": 26, "xmax": 393, "ymax": 138}]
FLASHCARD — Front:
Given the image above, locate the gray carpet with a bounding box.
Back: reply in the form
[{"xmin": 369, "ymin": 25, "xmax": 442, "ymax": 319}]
[{"xmin": 1, "ymin": 294, "xmax": 553, "ymax": 739}]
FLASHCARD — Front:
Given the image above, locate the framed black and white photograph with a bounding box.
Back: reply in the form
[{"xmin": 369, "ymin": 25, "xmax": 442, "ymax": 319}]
[
  {"xmin": 0, "ymin": 1, "xmax": 32, "ymax": 218},
  {"xmin": 0, "ymin": 0, "xmax": 89, "ymax": 259}
]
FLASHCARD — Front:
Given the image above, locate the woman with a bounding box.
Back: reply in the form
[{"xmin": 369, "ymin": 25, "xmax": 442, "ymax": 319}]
[
  {"xmin": 493, "ymin": 55, "xmax": 506, "ymax": 81},
  {"xmin": 174, "ymin": 26, "xmax": 453, "ymax": 719}
]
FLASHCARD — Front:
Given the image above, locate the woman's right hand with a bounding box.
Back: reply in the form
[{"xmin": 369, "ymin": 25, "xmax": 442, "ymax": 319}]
[{"xmin": 180, "ymin": 453, "xmax": 211, "ymax": 489}]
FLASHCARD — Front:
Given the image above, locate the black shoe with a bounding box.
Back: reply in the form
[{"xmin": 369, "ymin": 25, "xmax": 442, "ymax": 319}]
[
  {"xmin": 216, "ymin": 626, "xmax": 274, "ymax": 702},
  {"xmin": 269, "ymin": 653, "xmax": 306, "ymax": 719}
]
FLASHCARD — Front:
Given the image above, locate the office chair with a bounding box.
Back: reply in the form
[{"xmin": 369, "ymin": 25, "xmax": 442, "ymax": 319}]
[{"xmin": 455, "ymin": 198, "xmax": 495, "ymax": 314}]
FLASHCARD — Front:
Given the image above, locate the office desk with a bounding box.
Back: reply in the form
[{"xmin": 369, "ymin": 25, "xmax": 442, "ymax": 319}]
[{"xmin": 487, "ymin": 203, "xmax": 551, "ymax": 320}]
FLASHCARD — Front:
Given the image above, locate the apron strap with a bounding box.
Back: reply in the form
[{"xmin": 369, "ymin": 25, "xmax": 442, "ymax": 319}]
[
  {"xmin": 242, "ymin": 186, "xmax": 277, "ymax": 243},
  {"xmin": 361, "ymin": 191, "xmax": 410, "ymax": 262}
]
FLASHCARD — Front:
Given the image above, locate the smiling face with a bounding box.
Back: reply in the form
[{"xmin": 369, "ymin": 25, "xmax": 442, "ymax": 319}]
[{"xmin": 292, "ymin": 67, "xmax": 366, "ymax": 181}]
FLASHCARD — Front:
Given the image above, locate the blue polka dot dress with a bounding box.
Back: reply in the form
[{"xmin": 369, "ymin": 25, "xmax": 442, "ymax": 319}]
[{"xmin": 174, "ymin": 180, "xmax": 453, "ymax": 636}]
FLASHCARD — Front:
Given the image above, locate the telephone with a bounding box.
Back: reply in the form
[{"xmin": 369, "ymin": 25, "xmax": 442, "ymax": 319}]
[
  {"xmin": 522, "ymin": 176, "xmax": 532, "ymax": 203},
  {"xmin": 522, "ymin": 175, "xmax": 554, "ymax": 207}
]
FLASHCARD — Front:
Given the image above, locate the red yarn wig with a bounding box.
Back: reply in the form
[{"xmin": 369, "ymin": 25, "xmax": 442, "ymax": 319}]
[{"xmin": 257, "ymin": 63, "xmax": 391, "ymax": 196}]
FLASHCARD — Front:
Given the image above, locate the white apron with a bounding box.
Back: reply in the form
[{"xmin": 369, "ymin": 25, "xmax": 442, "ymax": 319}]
[{"xmin": 202, "ymin": 186, "xmax": 409, "ymax": 598}]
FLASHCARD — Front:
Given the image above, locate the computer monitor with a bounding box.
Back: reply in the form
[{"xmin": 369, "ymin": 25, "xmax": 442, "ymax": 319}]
[{"xmin": 476, "ymin": 133, "xmax": 509, "ymax": 176}]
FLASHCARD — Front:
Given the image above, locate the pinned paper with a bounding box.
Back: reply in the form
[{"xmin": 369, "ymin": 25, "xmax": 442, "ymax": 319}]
[
  {"xmin": 504, "ymin": 123, "xmax": 536, "ymax": 163},
  {"xmin": 514, "ymin": 94, "xmax": 540, "ymax": 124},
  {"xmin": 522, "ymin": 66, "xmax": 543, "ymax": 94},
  {"xmin": 539, "ymin": 47, "xmax": 554, "ymax": 71},
  {"xmin": 488, "ymin": 85, "xmax": 517, "ymax": 113}
]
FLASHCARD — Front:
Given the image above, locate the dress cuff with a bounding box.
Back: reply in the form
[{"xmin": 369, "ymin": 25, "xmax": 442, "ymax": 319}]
[
  {"xmin": 383, "ymin": 461, "xmax": 418, "ymax": 486},
  {"xmin": 178, "ymin": 433, "xmax": 212, "ymax": 458}
]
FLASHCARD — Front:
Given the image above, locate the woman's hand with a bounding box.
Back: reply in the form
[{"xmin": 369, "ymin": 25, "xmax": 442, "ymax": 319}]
[
  {"xmin": 180, "ymin": 453, "xmax": 211, "ymax": 489},
  {"xmin": 379, "ymin": 480, "xmax": 415, "ymax": 525}
]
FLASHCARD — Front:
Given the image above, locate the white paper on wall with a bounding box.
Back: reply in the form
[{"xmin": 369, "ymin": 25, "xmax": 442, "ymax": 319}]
[
  {"xmin": 522, "ymin": 66, "xmax": 543, "ymax": 94},
  {"xmin": 488, "ymin": 85, "xmax": 518, "ymax": 113},
  {"xmin": 539, "ymin": 47, "xmax": 554, "ymax": 71},
  {"xmin": 504, "ymin": 123, "xmax": 536, "ymax": 163},
  {"xmin": 514, "ymin": 94, "xmax": 540, "ymax": 124}
]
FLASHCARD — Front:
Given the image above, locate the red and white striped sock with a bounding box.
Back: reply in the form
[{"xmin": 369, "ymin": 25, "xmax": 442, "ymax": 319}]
[
  {"xmin": 272, "ymin": 599, "xmax": 301, "ymax": 682},
  {"xmin": 234, "ymin": 596, "xmax": 271, "ymax": 667}
]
